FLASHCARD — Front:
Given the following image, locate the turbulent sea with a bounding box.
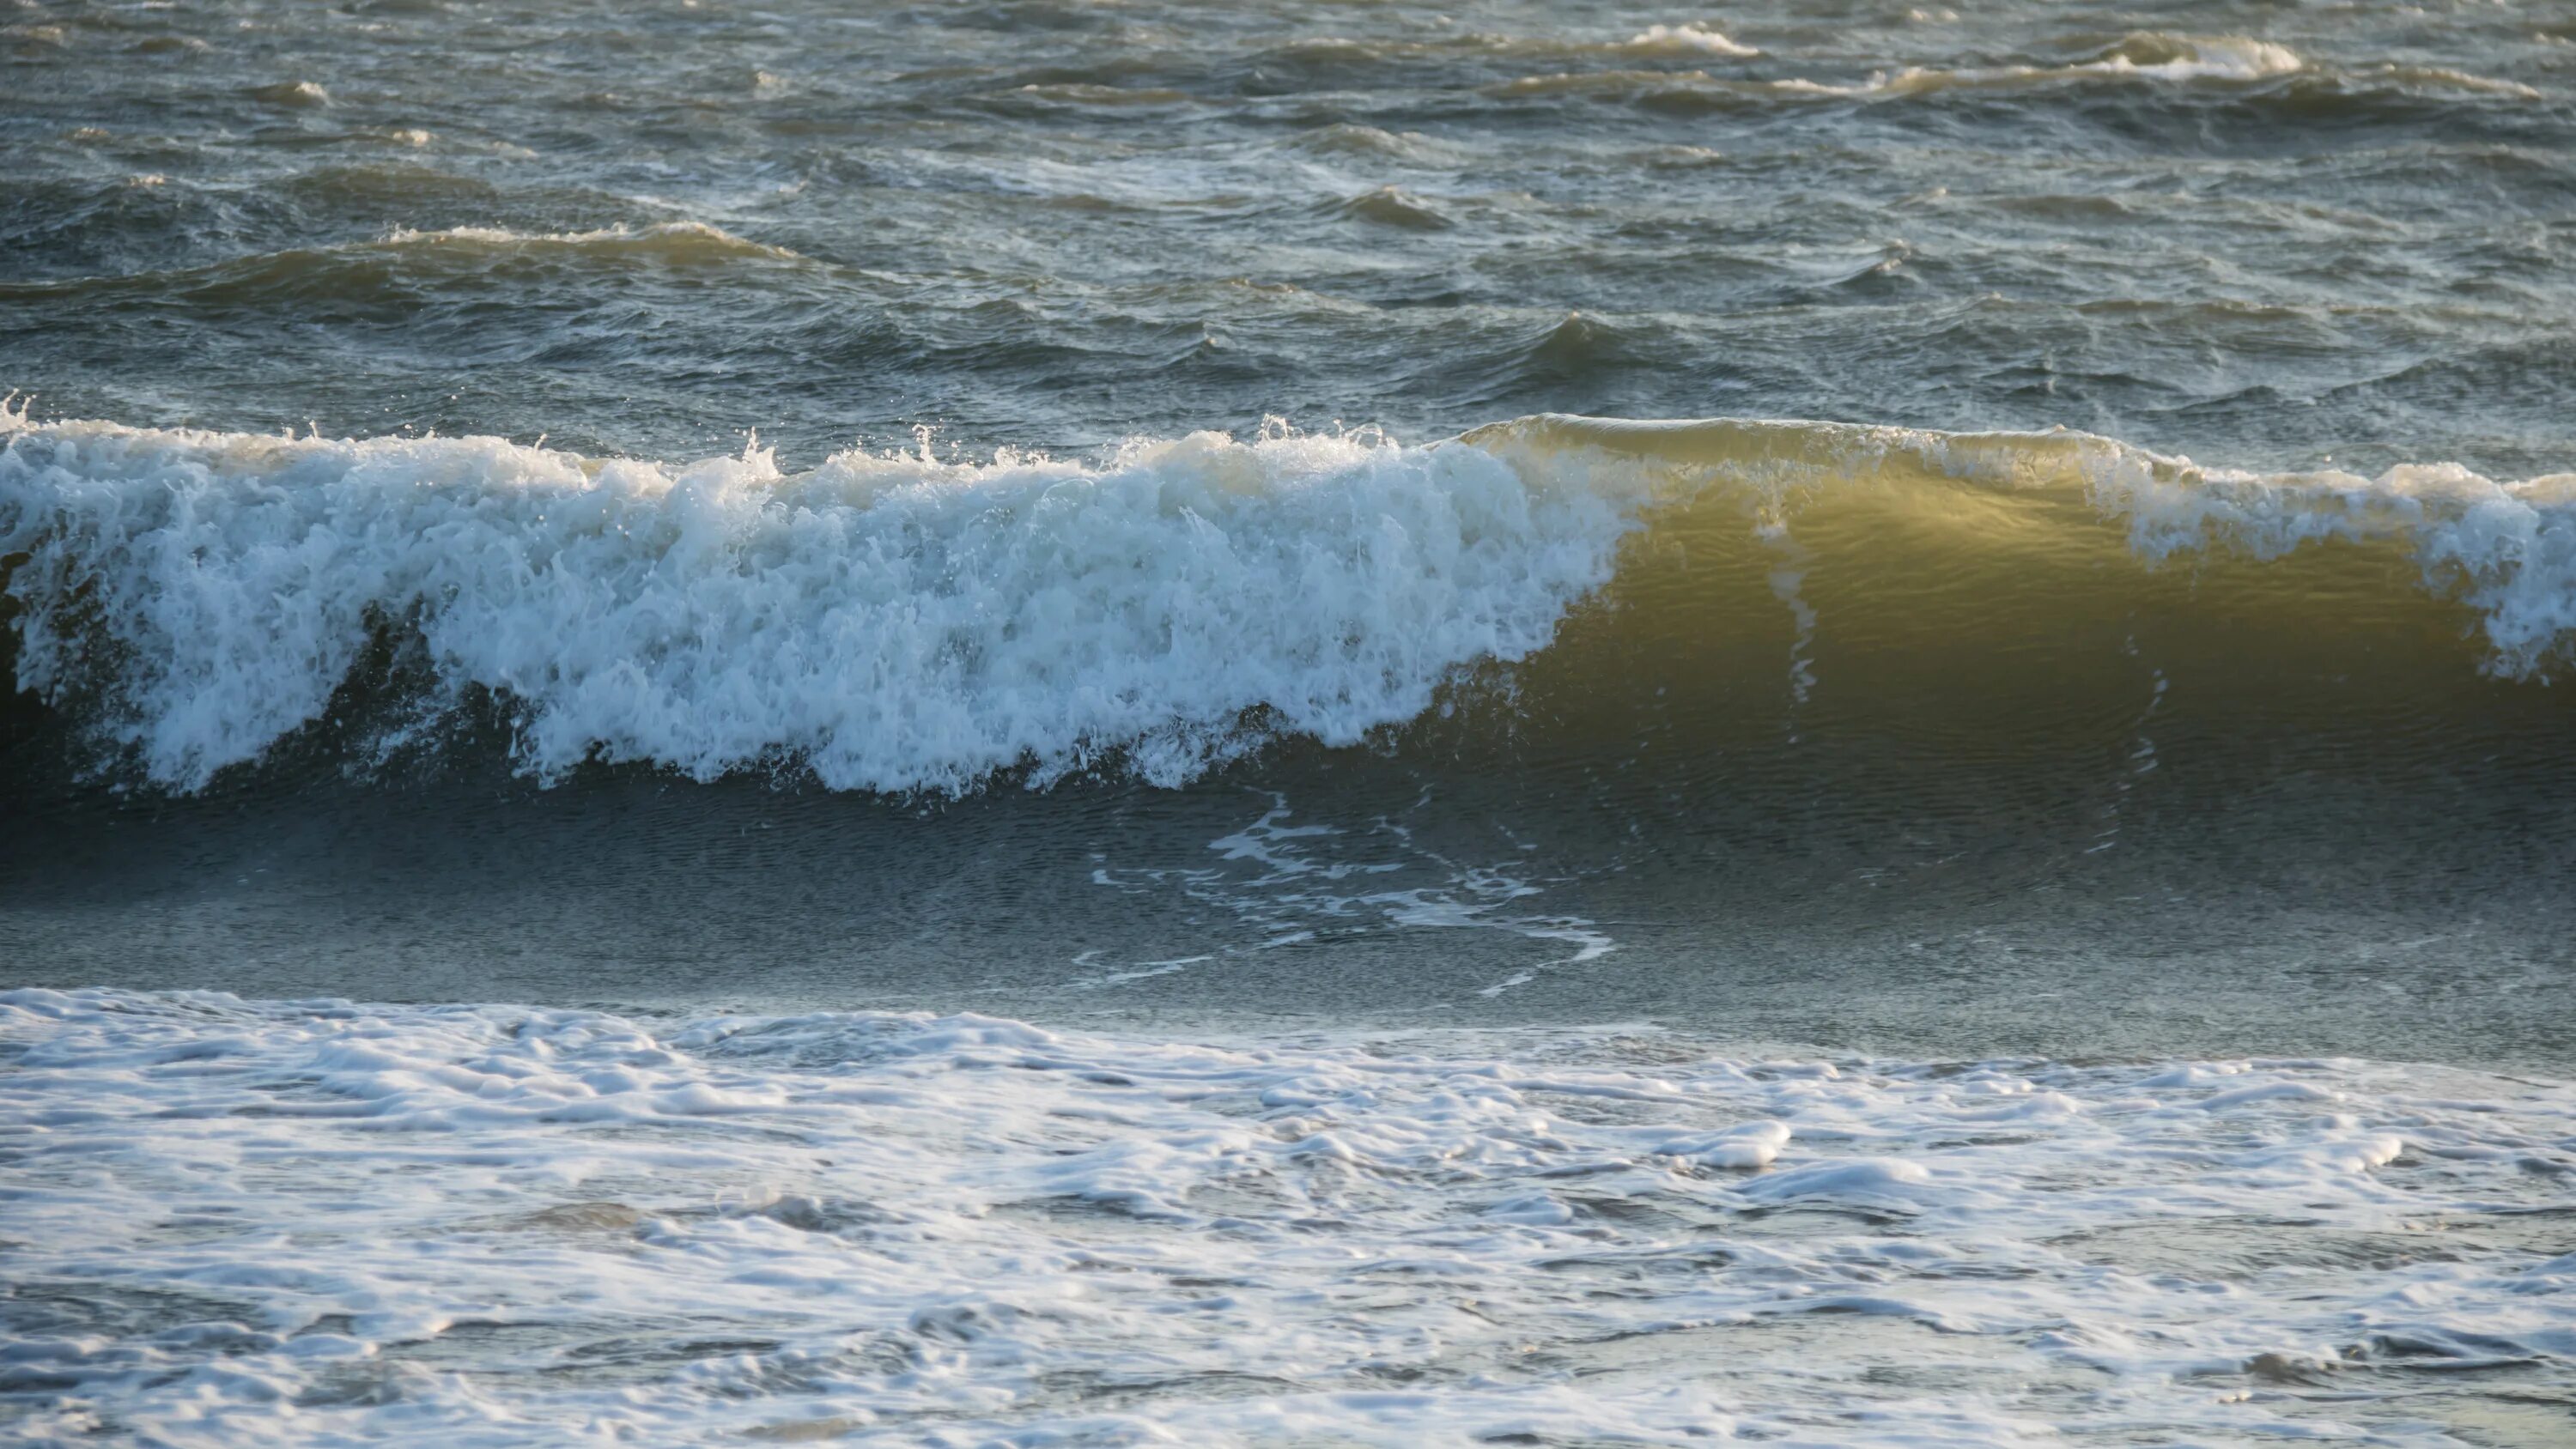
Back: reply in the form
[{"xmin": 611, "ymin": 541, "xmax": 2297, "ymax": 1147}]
[{"xmin": 6, "ymin": 1, "xmax": 2576, "ymax": 1444}]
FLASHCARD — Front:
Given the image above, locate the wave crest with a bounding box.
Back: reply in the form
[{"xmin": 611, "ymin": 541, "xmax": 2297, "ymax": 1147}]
[
  {"xmin": 374, "ymin": 221, "xmax": 804, "ymax": 264},
  {"xmin": 4, "ymin": 406, "xmax": 2571, "ymax": 795},
  {"xmin": 0, "ymin": 409, "xmax": 1631, "ymax": 791}
]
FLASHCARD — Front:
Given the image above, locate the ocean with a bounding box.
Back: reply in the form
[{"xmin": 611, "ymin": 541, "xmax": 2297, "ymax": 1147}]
[{"xmin": 3, "ymin": 1, "xmax": 2573, "ymax": 1443}]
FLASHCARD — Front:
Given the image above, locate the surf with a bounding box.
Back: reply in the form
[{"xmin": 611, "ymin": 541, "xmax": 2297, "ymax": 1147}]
[{"xmin": 3, "ymin": 401, "xmax": 2569, "ymax": 797}]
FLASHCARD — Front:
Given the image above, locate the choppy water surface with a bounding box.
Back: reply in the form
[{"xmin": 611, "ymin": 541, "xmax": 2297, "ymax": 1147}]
[
  {"xmin": 6, "ymin": 1, "xmax": 2576, "ymax": 1445},
  {"xmin": 4, "ymin": 0, "xmax": 2573, "ymax": 469}
]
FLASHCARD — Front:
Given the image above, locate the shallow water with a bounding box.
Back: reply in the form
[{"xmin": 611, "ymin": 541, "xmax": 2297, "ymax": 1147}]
[
  {"xmin": 7, "ymin": 988, "xmax": 2574, "ymax": 1446},
  {"xmin": 5, "ymin": 0, "xmax": 2576, "ymax": 1444}
]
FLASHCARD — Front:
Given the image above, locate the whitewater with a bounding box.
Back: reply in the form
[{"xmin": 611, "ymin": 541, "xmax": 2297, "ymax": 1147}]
[
  {"xmin": 7, "ymin": 987, "xmax": 2573, "ymax": 1447},
  {"xmin": 6, "ymin": 405, "xmax": 2573, "ymax": 796}
]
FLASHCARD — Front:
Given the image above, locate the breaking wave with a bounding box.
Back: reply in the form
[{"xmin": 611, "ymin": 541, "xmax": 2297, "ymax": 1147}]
[{"xmin": 3, "ymin": 403, "xmax": 2571, "ymax": 794}]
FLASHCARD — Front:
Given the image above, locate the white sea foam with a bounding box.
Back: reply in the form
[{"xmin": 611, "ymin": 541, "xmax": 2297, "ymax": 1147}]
[
  {"xmin": 0, "ymin": 409, "xmax": 1637, "ymax": 791},
  {"xmin": 1856, "ymin": 33, "xmax": 2302, "ymax": 98},
  {"xmin": 374, "ymin": 220, "xmax": 805, "ymax": 260},
  {"xmin": 3, "ymin": 988, "xmax": 2570, "ymax": 1446},
  {"xmin": 1492, "ymin": 33, "xmax": 2337, "ymax": 106},
  {"xmin": 1618, "ymin": 23, "xmax": 1759, "ymax": 59},
  {"xmin": 1845, "ymin": 33, "xmax": 2535, "ymax": 100},
  {"xmin": 247, "ymin": 79, "xmax": 331, "ymax": 108},
  {"xmin": 1541, "ymin": 32, "xmax": 2527, "ymax": 106},
  {"xmin": 1092, "ymin": 794, "xmax": 1615, "ymax": 998},
  {"xmin": 2083, "ymin": 33, "xmax": 2304, "ymax": 82}
]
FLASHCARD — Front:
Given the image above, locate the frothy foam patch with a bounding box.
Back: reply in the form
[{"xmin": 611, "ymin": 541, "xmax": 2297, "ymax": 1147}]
[
  {"xmin": 1857, "ymin": 35, "xmax": 2301, "ymax": 99},
  {"xmin": 374, "ymin": 219, "xmax": 805, "ymax": 261},
  {"xmin": 3, "ymin": 988, "xmax": 2570, "ymax": 1446},
  {"xmin": 1858, "ymin": 33, "xmax": 2530, "ymax": 99},
  {"xmin": 247, "ymin": 79, "xmax": 331, "ymax": 108},
  {"xmin": 1503, "ymin": 33, "xmax": 2528, "ymax": 105},
  {"xmin": 0, "ymin": 409, "xmax": 1637, "ymax": 791},
  {"xmin": 2092, "ymin": 31, "xmax": 2304, "ymax": 80},
  {"xmin": 1619, "ymin": 23, "xmax": 1759, "ymax": 58},
  {"xmin": 1091, "ymin": 794, "xmax": 1614, "ymax": 997}
]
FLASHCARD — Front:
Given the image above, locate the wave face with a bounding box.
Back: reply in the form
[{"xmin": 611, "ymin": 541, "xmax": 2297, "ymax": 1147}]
[{"xmin": 4, "ymin": 407, "xmax": 2571, "ymax": 795}]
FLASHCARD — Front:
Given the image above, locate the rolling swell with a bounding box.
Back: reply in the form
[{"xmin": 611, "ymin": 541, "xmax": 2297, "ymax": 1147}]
[
  {"xmin": 0, "ymin": 221, "xmax": 808, "ymax": 312},
  {"xmin": 2, "ymin": 403, "xmax": 2570, "ymax": 797}
]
